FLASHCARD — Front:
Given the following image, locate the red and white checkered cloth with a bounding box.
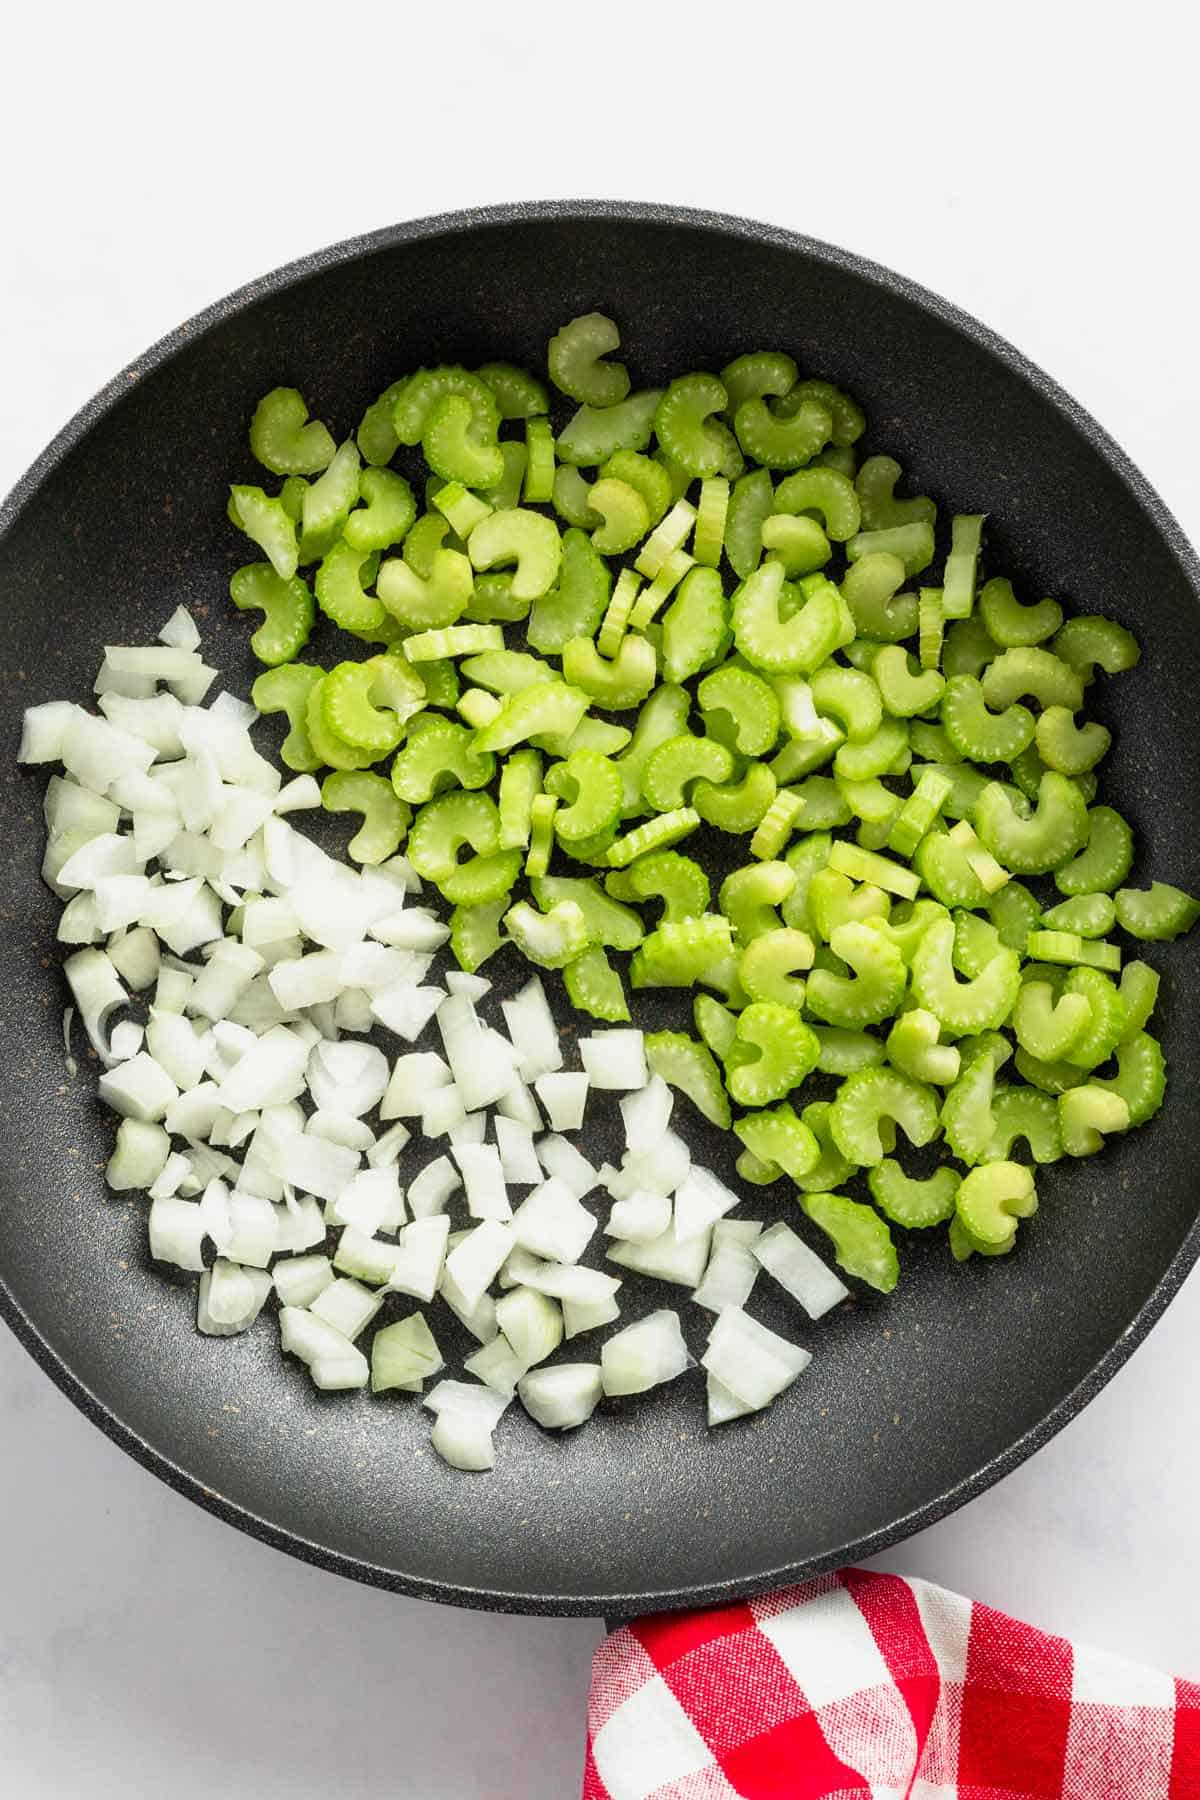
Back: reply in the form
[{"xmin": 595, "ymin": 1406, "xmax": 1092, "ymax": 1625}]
[{"xmin": 584, "ymin": 1568, "xmax": 1200, "ymax": 1798}]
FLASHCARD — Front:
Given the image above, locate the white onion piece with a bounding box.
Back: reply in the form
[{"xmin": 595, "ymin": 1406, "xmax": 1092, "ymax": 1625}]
[
  {"xmin": 674, "ymin": 1168, "xmax": 740, "ymax": 1243},
  {"xmin": 308, "ymin": 1111, "xmax": 377, "ymax": 1153},
  {"xmin": 387, "ymin": 1216, "xmax": 451, "ymax": 1303},
  {"xmin": 158, "ymin": 605, "xmax": 200, "ymax": 651},
  {"xmin": 518, "ymin": 1364, "xmax": 603, "ymax": 1431},
  {"xmin": 97, "ymin": 690, "xmax": 186, "ymax": 755},
  {"xmin": 701, "ymin": 1307, "xmax": 811, "ymax": 1412},
  {"xmin": 268, "ymin": 949, "xmax": 345, "ymax": 1012},
  {"xmin": 500, "ymin": 976, "xmax": 562, "ymax": 1080},
  {"xmin": 311, "ymin": 1277, "xmax": 384, "ymax": 1341},
  {"xmin": 329, "ymin": 1166, "xmax": 403, "ymax": 1235},
  {"xmin": 210, "ymin": 787, "xmax": 276, "ymax": 852},
  {"xmin": 142, "ymin": 879, "xmax": 222, "ymax": 955},
  {"xmin": 98, "ymin": 1053, "xmax": 179, "ymax": 1122},
  {"xmin": 108, "ymin": 1019, "xmax": 145, "ymax": 1061},
  {"xmin": 342, "ymin": 943, "xmax": 432, "ymax": 992},
  {"xmin": 149, "ymin": 1151, "xmax": 191, "ymax": 1201},
  {"xmin": 438, "ymin": 1239, "xmax": 500, "ymax": 1343},
  {"xmin": 43, "ymin": 775, "xmax": 120, "ymax": 839},
  {"xmin": 424, "ymin": 1379, "xmax": 510, "ymax": 1431},
  {"xmin": 463, "ymin": 1334, "xmax": 527, "ymax": 1398},
  {"xmin": 240, "ymin": 896, "xmax": 298, "ymax": 948},
  {"xmin": 620, "ymin": 1075, "xmax": 673, "ymax": 1154},
  {"xmin": 494, "ymin": 1116, "xmax": 542, "ymax": 1185},
  {"xmin": 273, "ymin": 774, "xmax": 322, "ymax": 813},
  {"xmin": 105, "ymin": 1119, "xmax": 170, "ymax": 1192},
  {"xmin": 495, "ymin": 1287, "xmax": 562, "ymax": 1368},
  {"xmin": 290, "ymin": 875, "xmax": 372, "ymax": 951},
  {"xmin": 494, "ymin": 1079, "xmax": 542, "ymax": 1131},
  {"xmin": 57, "ymin": 831, "xmax": 140, "ymax": 892},
  {"xmin": 444, "ymin": 971, "xmax": 491, "ymax": 1001},
  {"xmin": 106, "ymin": 925, "xmax": 160, "ymax": 991},
  {"xmin": 693, "ymin": 1220, "xmax": 763, "ymax": 1315},
  {"xmin": 148, "ymin": 1196, "xmax": 206, "ymax": 1270},
  {"xmin": 534, "ymin": 1072, "xmax": 589, "ymax": 1132},
  {"xmin": 447, "ymin": 1114, "xmax": 487, "ymax": 1148},
  {"xmin": 154, "ymin": 964, "xmax": 192, "ymax": 1013},
  {"xmin": 210, "ymin": 690, "xmax": 259, "ymax": 732},
  {"xmin": 306, "ymin": 1039, "xmax": 389, "ymax": 1117},
  {"xmin": 454, "ymin": 1143, "xmax": 510, "ymax": 1220},
  {"xmin": 56, "ymin": 892, "xmax": 101, "ymax": 945},
  {"xmin": 184, "ymin": 1141, "xmax": 239, "ymax": 1189},
  {"xmin": 164, "ymin": 1081, "xmax": 221, "ymax": 1140},
  {"xmin": 429, "ymin": 1412, "xmax": 495, "ymax": 1471},
  {"xmin": 535, "ymin": 1134, "xmax": 598, "ymax": 1200},
  {"xmin": 438, "ymin": 994, "xmax": 520, "ymax": 1111},
  {"xmin": 187, "ymin": 940, "xmax": 264, "ymax": 1021},
  {"xmin": 607, "ymin": 1224, "xmax": 711, "ymax": 1288},
  {"xmin": 279, "ymin": 1306, "xmax": 368, "ymax": 1388},
  {"xmin": 224, "ymin": 1190, "xmax": 279, "ymax": 1267},
  {"xmin": 366, "ymin": 1121, "xmax": 412, "ymax": 1169},
  {"xmin": 371, "ymin": 1312, "xmax": 443, "ymax": 1392},
  {"xmin": 274, "ymin": 1195, "xmax": 326, "ymax": 1254},
  {"xmin": 442, "ymin": 1221, "xmax": 514, "ymax": 1311},
  {"xmin": 132, "ymin": 808, "xmax": 179, "ymax": 863},
  {"xmin": 511, "ymin": 1178, "xmax": 595, "ymax": 1265},
  {"xmin": 215, "ymin": 1024, "xmax": 310, "ymax": 1112},
  {"xmin": 380, "ymin": 1052, "xmax": 452, "ymax": 1120},
  {"xmin": 407, "ymin": 1156, "xmax": 461, "ymax": 1218},
  {"xmin": 707, "ymin": 1374, "xmax": 756, "ymax": 1427},
  {"xmin": 370, "ymin": 983, "xmax": 443, "ymax": 1042},
  {"xmin": 601, "ymin": 1310, "xmax": 691, "ymax": 1397},
  {"xmin": 422, "ymin": 1085, "xmax": 466, "ymax": 1139},
  {"xmin": 273, "ymin": 1132, "xmax": 360, "ymax": 1203},
  {"xmin": 333, "ymin": 988, "xmax": 374, "ymax": 1033},
  {"xmin": 579, "ymin": 1028, "xmax": 646, "ymax": 1090},
  {"xmin": 104, "ymin": 643, "xmax": 203, "ymax": 681},
  {"xmin": 605, "ymin": 1189, "xmax": 672, "ymax": 1244},
  {"xmin": 753, "ymin": 1221, "xmax": 849, "ymax": 1320},
  {"xmin": 19, "ymin": 700, "xmax": 79, "ymax": 763},
  {"xmin": 370, "ymin": 907, "xmax": 449, "ymax": 951},
  {"xmin": 503, "ymin": 1254, "xmax": 621, "ymax": 1307},
  {"xmin": 563, "ymin": 1291, "xmax": 622, "ymax": 1340},
  {"xmin": 197, "ymin": 1260, "xmax": 272, "ymax": 1337},
  {"xmin": 160, "ymin": 828, "xmax": 224, "ymax": 881},
  {"xmin": 177, "ymin": 704, "xmax": 278, "ymax": 791},
  {"xmin": 306, "ymin": 1000, "xmax": 339, "ymax": 1042},
  {"xmin": 93, "ymin": 874, "xmax": 152, "ymax": 933},
  {"xmin": 62, "ymin": 710, "xmax": 158, "ymax": 794}
]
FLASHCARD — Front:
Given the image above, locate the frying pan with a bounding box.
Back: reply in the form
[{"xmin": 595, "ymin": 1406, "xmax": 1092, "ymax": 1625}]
[{"xmin": 1, "ymin": 201, "xmax": 1198, "ymax": 1620}]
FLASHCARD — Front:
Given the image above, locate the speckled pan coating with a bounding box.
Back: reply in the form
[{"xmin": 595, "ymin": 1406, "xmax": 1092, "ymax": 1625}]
[{"xmin": 0, "ymin": 201, "xmax": 1197, "ymax": 1618}]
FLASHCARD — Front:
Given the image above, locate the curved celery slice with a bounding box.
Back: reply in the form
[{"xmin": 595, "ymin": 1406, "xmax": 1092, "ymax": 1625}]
[
  {"xmin": 1053, "ymin": 806, "xmax": 1134, "ymax": 896},
  {"xmin": 562, "ymin": 635, "xmax": 657, "ymax": 711},
  {"xmin": 644, "ymin": 1031, "xmax": 730, "ymax": 1128},
  {"xmin": 847, "ymin": 522, "xmax": 935, "ymax": 578},
  {"xmin": 531, "ymin": 876, "xmax": 642, "ymax": 950},
  {"xmin": 734, "ymin": 394, "xmax": 832, "ymax": 470},
  {"xmin": 814, "ymin": 1028, "xmax": 886, "ymax": 1074},
  {"xmin": 886, "ymin": 1008, "xmax": 960, "ymax": 1086},
  {"xmin": 781, "ymin": 379, "xmax": 864, "ymax": 447},
  {"xmin": 854, "ymin": 455, "xmax": 936, "ymax": 530},
  {"xmin": 720, "ymin": 350, "xmax": 797, "ymax": 413},
  {"xmin": 304, "ymin": 677, "xmax": 377, "ymax": 771},
  {"xmin": 772, "ymin": 466, "xmax": 861, "ymax": 541},
  {"xmin": 441, "ymin": 849, "xmax": 519, "ymax": 912},
  {"xmin": 951, "ymin": 910, "xmax": 1003, "ymax": 978},
  {"xmin": 556, "ymin": 391, "xmax": 663, "ymax": 466},
  {"xmin": 300, "ymin": 440, "xmax": 361, "ymax": 555},
  {"xmin": 1095, "ymin": 1031, "xmax": 1166, "ymax": 1127},
  {"xmin": 975, "ymin": 773, "xmax": 1089, "ymax": 876},
  {"xmin": 1118, "ymin": 961, "xmax": 1160, "ymax": 1040},
  {"xmin": 314, "ymin": 539, "xmax": 386, "ymax": 635},
  {"xmin": 835, "ymin": 716, "xmax": 909, "ymax": 784},
  {"xmin": 527, "ymin": 527, "xmax": 611, "ymax": 654},
  {"xmin": 695, "ymin": 993, "xmax": 738, "ymax": 1061},
  {"xmin": 230, "ymin": 563, "xmax": 314, "ymax": 665},
  {"xmin": 392, "ymin": 717, "xmax": 493, "ymax": 802},
  {"xmin": 941, "ymin": 1045, "xmax": 1001, "ymax": 1165},
  {"xmin": 251, "ymin": 663, "xmax": 324, "ymax": 772},
  {"xmin": 545, "ymin": 750, "xmax": 623, "ymax": 842},
  {"xmin": 1012, "ymin": 979, "xmax": 1089, "ymax": 1061},
  {"xmin": 483, "ymin": 443, "xmax": 529, "ymax": 514},
  {"xmin": 504, "ymin": 898, "xmax": 591, "ymax": 969},
  {"xmin": 698, "ymin": 664, "xmax": 781, "ymax": 756},
  {"xmin": 356, "ymin": 378, "xmax": 407, "ymax": 466},
  {"xmin": 552, "ymin": 464, "xmax": 600, "ymax": 529},
  {"xmin": 601, "ymin": 451, "xmax": 672, "ymax": 530},
  {"xmin": 1059, "ymin": 1085, "xmax": 1130, "ymax": 1157},
  {"xmin": 790, "ymin": 1101, "xmax": 853, "ymax": 1193},
  {"xmin": 423, "ymin": 394, "xmax": 503, "ymax": 489},
  {"xmin": 344, "ymin": 469, "xmax": 417, "ymax": 554},
  {"xmin": 869, "ymin": 1159, "xmax": 959, "ymax": 1228},
  {"xmin": 739, "ymin": 928, "xmax": 815, "ymax": 1007},
  {"xmin": 322, "ymin": 771, "xmax": 410, "ymax": 864},
  {"xmin": 913, "ymin": 829, "xmax": 989, "ymax": 909},
  {"xmin": 979, "ymin": 577, "xmax": 1062, "ymax": 648},
  {"xmin": 1034, "ymin": 706, "xmax": 1110, "ymax": 776},
  {"xmin": 1052, "ymin": 615, "xmax": 1140, "ymax": 681},
  {"xmin": 1013, "ymin": 1045, "xmax": 1087, "ymax": 1095},
  {"xmin": 911, "ymin": 916, "xmax": 1021, "ymax": 1034},
  {"xmin": 841, "ymin": 552, "xmax": 917, "ymax": 643},
  {"xmin": 630, "ymin": 915, "xmax": 733, "ymax": 987},
  {"xmin": 548, "ymin": 313, "xmax": 629, "ymax": 407},
  {"xmin": 321, "ymin": 661, "xmax": 406, "ymax": 754},
  {"xmin": 613, "ymin": 685, "xmax": 691, "ymax": 816},
  {"xmin": 733, "ymin": 1103, "xmax": 820, "ymax": 1179},
  {"xmin": 1040, "ymin": 892, "xmax": 1116, "ymax": 938},
  {"xmin": 1053, "ymin": 965, "xmax": 1123, "ymax": 1070},
  {"xmin": 984, "ymin": 1086, "xmax": 1063, "ymax": 1163},
  {"xmin": 829, "ymin": 1066, "xmax": 939, "ymax": 1167},
  {"xmin": 655, "ymin": 374, "xmax": 731, "ymax": 478},
  {"xmin": 1114, "ymin": 882, "xmax": 1200, "ymax": 941},
  {"xmin": 476, "ymin": 361, "xmax": 549, "ymax": 420},
  {"xmin": 981, "ymin": 646, "xmax": 1084, "ymax": 713},
  {"xmin": 378, "ymin": 544, "xmax": 473, "ymax": 630},
  {"xmin": 587, "ymin": 478, "xmax": 649, "ymax": 555},
  {"xmin": 761, "ymin": 513, "xmax": 831, "ymax": 575},
  {"xmin": 808, "ymin": 869, "xmax": 890, "ymax": 942},
  {"xmin": 942, "ymin": 674, "xmax": 1034, "ymax": 762},
  {"xmin": 627, "ymin": 851, "xmax": 710, "ymax": 923},
  {"xmin": 727, "ymin": 1003, "xmax": 820, "ymax": 1106},
  {"xmin": 725, "ymin": 468, "xmax": 774, "ymax": 579},
  {"xmin": 779, "ymin": 834, "xmax": 833, "ymax": 935},
  {"xmin": 873, "ymin": 645, "xmax": 945, "ymax": 718},
  {"xmin": 812, "ymin": 666, "xmax": 882, "ymax": 744},
  {"xmin": 641, "ymin": 734, "xmax": 733, "ymax": 810},
  {"xmin": 395, "ymin": 369, "xmax": 499, "ymax": 451},
  {"xmin": 988, "ymin": 879, "xmax": 1041, "ymax": 950},
  {"xmin": 250, "ymin": 387, "xmax": 335, "ymax": 476},
  {"xmin": 801, "ymin": 1191, "xmax": 898, "ymax": 1293},
  {"xmin": 564, "ymin": 945, "xmax": 630, "ymax": 1021},
  {"xmin": 663, "ymin": 568, "xmax": 729, "ymax": 684},
  {"xmin": 450, "ymin": 897, "xmax": 507, "ymax": 973},
  {"xmin": 720, "ymin": 861, "xmax": 796, "ymax": 943},
  {"xmin": 806, "ymin": 921, "xmax": 906, "ymax": 1029},
  {"xmin": 230, "ymin": 485, "xmax": 299, "ymax": 580},
  {"xmin": 694, "ymin": 764, "xmax": 777, "ymax": 833},
  {"xmin": 497, "ymin": 748, "xmax": 542, "ymax": 849},
  {"xmin": 955, "ymin": 1161, "xmax": 1037, "ymax": 1253},
  {"xmin": 407, "ymin": 790, "xmax": 501, "ymax": 885},
  {"xmin": 468, "ymin": 509, "xmax": 561, "ymax": 602},
  {"xmin": 866, "ymin": 899, "xmax": 947, "ymax": 967},
  {"xmin": 733, "ymin": 562, "xmax": 852, "ymax": 675},
  {"xmin": 474, "ymin": 683, "xmax": 590, "ymax": 755}
]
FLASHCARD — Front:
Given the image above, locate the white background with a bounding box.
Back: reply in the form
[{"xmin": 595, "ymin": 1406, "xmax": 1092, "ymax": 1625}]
[{"xmin": 3, "ymin": 4, "xmax": 1199, "ymax": 1794}]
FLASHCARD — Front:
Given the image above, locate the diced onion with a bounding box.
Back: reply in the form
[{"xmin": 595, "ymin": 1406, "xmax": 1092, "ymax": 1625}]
[
  {"xmin": 753, "ymin": 1222, "xmax": 850, "ymax": 1320},
  {"xmin": 518, "ymin": 1364, "xmax": 602, "ymax": 1430},
  {"xmin": 533, "ymin": 1072, "xmax": 590, "ymax": 1132},
  {"xmin": 601, "ymin": 1310, "xmax": 691, "ymax": 1397}
]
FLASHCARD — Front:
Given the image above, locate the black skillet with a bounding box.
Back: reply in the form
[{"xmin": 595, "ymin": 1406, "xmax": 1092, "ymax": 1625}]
[{"xmin": 1, "ymin": 202, "xmax": 1197, "ymax": 1619}]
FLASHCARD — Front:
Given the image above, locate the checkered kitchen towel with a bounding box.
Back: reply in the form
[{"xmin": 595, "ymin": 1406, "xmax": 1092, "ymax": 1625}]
[{"xmin": 583, "ymin": 1568, "xmax": 1200, "ymax": 1797}]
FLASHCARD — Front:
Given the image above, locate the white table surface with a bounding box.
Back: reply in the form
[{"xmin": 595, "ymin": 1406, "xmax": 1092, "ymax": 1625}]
[{"xmin": 3, "ymin": 7, "xmax": 1198, "ymax": 1794}]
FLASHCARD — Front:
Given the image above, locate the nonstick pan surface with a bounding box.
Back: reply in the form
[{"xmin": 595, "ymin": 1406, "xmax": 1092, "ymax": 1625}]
[{"xmin": 1, "ymin": 202, "xmax": 1198, "ymax": 1616}]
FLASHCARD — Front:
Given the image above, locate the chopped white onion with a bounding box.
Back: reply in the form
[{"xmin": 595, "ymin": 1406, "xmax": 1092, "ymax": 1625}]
[
  {"xmin": 423, "ymin": 1379, "xmax": 510, "ymax": 1431},
  {"xmin": 693, "ymin": 1220, "xmax": 763, "ymax": 1315},
  {"xmin": 442, "ymin": 1221, "xmax": 515, "ymax": 1312},
  {"xmin": 273, "ymin": 1253, "xmax": 334, "ymax": 1309},
  {"xmin": 753, "ymin": 1221, "xmax": 850, "ymax": 1320},
  {"xmin": 369, "ymin": 982, "xmax": 443, "ymax": 1041},
  {"xmin": 563, "ymin": 1291, "xmax": 622, "ymax": 1340},
  {"xmin": 273, "ymin": 1131, "xmax": 360, "ymax": 1203},
  {"xmin": 308, "ymin": 1110, "xmax": 377, "ymax": 1153},
  {"xmin": 518, "ymin": 1364, "xmax": 603, "ymax": 1431},
  {"xmin": 164, "ymin": 1080, "xmax": 221, "ymax": 1140},
  {"xmin": 306, "ymin": 1039, "xmax": 389, "ymax": 1117},
  {"xmin": 463, "ymin": 1334, "xmax": 527, "ymax": 1398},
  {"xmin": 197, "ymin": 1260, "xmax": 272, "ymax": 1336},
  {"xmin": 98, "ymin": 1052, "xmax": 179, "ymax": 1122},
  {"xmin": 387, "ymin": 1216, "xmax": 451, "ymax": 1303},
  {"xmin": 605, "ymin": 1189, "xmax": 672, "ymax": 1244},
  {"xmin": 311, "ymin": 1276, "xmax": 383, "ymax": 1341},
  {"xmin": 422, "ymin": 1084, "xmax": 466, "ymax": 1139},
  {"xmin": 370, "ymin": 906, "xmax": 450, "ymax": 951},
  {"xmin": 380, "ymin": 1051, "xmax": 452, "ymax": 1120},
  {"xmin": 19, "ymin": 700, "xmax": 81, "ymax": 764},
  {"xmin": 215, "ymin": 1024, "xmax": 310, "ymax": 1112},
  {"xmin": 619, "ymin": 1075, "xmax": 673, "ymax": 1154},
  {"xmin": 147, "ymin": 1196, "xmax": 206, "ymax": 1270},
  {"xmin": 330, "ymin": 1166, "xmax": 404, "ymax": 1235},
  {"xmin": 495, "ymin": 1286, "xmax": 562, "ymax": 1368},
  {"xmin": 607, "ymin": 1223, "xmax": 711, "ymax": 1288},
  {"xmin": 494, "ymin": 1079, "xmax": 543, "ymax": 1131},
  {"xmin": 454, "ymin": 1142, "xmax": 510, "ymax": 1220},
  {"xmin": 158, "ymin": 605, "xmax": 201, "ymax": 651},
  {"xmin": 106, "ymin": 925, "xmax": 160, "ymax": 991},
  {"xmin": 268, "ymin": 949, "xmax": 345, "ymax": 1012},
  {"xmin": 579, "ymin": 1028, "xmax": 646, "ymax": 1090},
  {"xmin": 673, "ymin": 1168, "xmax": 740, "ymax": 1243},
  {"xmin": 366, "ymin": 1120, "xmax": 411, "ymax": 1168},
  {"xmin": 494, "ymin": 1115, "xmax": 542, "ymax": 1185},
  {"xmin": 701, "ymin": 1306, "xmax": 811, "ymax": 1413},
  {"xmin": 273, "ymin": 774, "xmax": 322, "ymax": 813},
  {"xmin": 601, "ymin": 1310, "xmax": 691, "ymax": 1397},
  {"xmin": 105, "ymin": 1119, "xmax": 170, "ymax": 1192},
  {"xmin": 533, "ymin": 1072, "xmax": 590, "ymax": 1132},
  {"xmin": 445, "ymin": 970, "xmax": 491, "ymax": 1002},
  {"xmin": 62, "ymin": 949, "xmax": 127, "ymax": 1064},
  {"xmin": 500, "ymin": 977, "xmax": 562, "ymax": 1080},
  {"xmin": 279, "ymin": 1306, "xmax": 368, "ymax": 1388},
  {"xmin": 370, "ymin": 1312, "xmax": 443, "ymax": 1392},
  {"xmin": 511, "ymin": 1177, "xmax": 596, "ymax": 1265}
]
